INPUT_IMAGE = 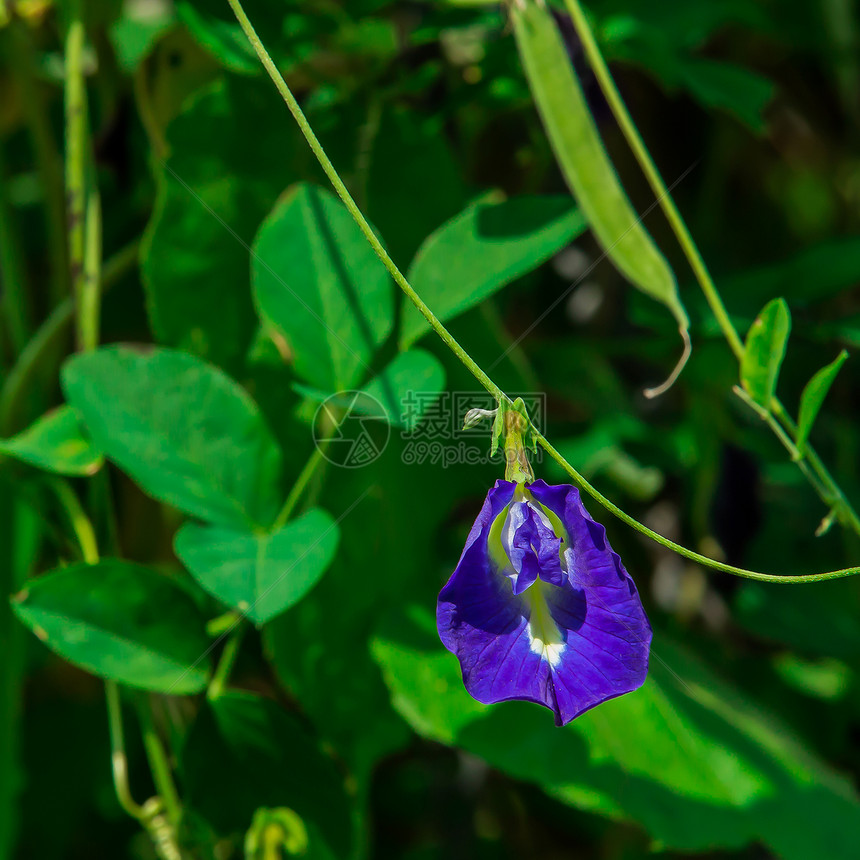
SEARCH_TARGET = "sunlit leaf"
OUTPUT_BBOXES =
[175,509,340,624]
[62,346,282,529]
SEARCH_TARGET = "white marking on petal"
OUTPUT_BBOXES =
[524,580,565,667]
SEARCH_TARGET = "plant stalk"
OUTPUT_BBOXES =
[64,0,101,352]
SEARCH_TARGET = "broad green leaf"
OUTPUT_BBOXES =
[174,509,340,624]
[252,183,394,392]
[512,2,689,343]
[363,349,446,430]
[61,346,282,529]
[367,107,466,267]
[181,691,352,856]
[372,609,860,858]
[142,78,304,371]
[740,298,791,407]
[401,196,587,347]
[0,406,102,476]
[11,561,210,693]
[796,350,848,456]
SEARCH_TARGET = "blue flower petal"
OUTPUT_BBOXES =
[437,479,651,725]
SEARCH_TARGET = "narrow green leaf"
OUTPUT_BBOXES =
[0,406,102,476]
[796,350,849,456]
[401,196,587,347]
[11,561,211,693]
[252,182,394,392]
[512,2,689,341]
[740,297,792,407]
[174,509,340,625]
[362,349,446,430]
[61,345,282,529]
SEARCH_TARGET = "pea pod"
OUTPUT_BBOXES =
[512,0,689,395]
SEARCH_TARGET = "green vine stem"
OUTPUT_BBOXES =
[136,696,184,831]
[732,386,831,501]
[272,437,333,531]
[50,355,184,860]
[561,0,860,536]
[105,681,147,820]
[50,478,99,565]
[207,624,245,701]
[64,0,100,352]
[227,0,860,585]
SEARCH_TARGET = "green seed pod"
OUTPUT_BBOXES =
[512,0,690,395]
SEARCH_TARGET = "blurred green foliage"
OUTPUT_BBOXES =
[2,1,860,859]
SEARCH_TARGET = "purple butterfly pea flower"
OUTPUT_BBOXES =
[437,479,651,725]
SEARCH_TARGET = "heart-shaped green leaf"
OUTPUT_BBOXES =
[62,345,283,529]
[174,509,340,624]
[12,561,211,693]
